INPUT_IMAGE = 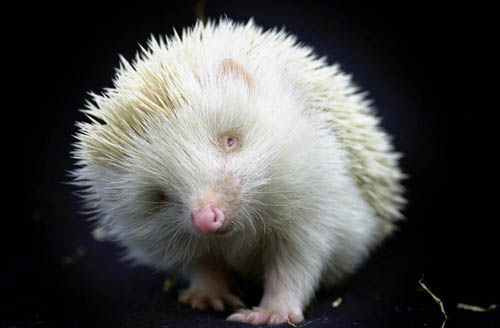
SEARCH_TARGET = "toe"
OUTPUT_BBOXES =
[268,313,286,326]
[226,312,248,322]
[247,311,268,325]
[210,298,225,312]
[289,312,304,323]
[178,289,196,304]
[191,297,210,311]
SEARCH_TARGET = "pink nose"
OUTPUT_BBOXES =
[191,203,225,235]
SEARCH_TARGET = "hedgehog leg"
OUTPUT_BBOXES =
[227,232,326,325]
[178,261,245,312]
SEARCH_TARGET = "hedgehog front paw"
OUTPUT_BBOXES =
[226,306,304,326]
[178,287,245,312]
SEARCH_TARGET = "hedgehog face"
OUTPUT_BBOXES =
[139,101,269,238]
[126,63,312,242]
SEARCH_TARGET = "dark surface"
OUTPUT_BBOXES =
[6,1,499,327]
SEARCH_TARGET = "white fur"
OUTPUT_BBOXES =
[71,18,406,321]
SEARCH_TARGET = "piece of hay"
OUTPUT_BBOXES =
[287,319,311,328]
[419,278,448,328]
[163,276,179,293]
[457,303,498,312]
[61,247,86,266]
[332,297,343,308]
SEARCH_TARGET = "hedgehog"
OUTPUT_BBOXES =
[71,18,406,326]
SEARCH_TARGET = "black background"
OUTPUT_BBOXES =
[6,1,498,327]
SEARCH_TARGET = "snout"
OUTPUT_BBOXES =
[191,202,225,235]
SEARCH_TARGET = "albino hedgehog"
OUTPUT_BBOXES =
[71,18,405,326]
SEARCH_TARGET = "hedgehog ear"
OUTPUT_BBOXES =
[219,58,254,90]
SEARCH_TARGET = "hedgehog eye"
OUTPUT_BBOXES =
[150,190,168,205]
[155,191,169,203]
[220,134,238,153]
[140,189,169,215]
